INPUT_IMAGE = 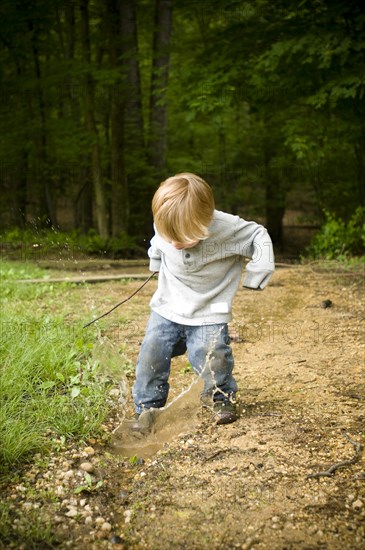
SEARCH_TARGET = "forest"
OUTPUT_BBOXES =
[0,0,364,252]
[1,2,365,548]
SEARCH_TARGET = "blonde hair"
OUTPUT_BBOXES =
[152,173,215,244]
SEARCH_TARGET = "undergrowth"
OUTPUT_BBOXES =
[306,207,365,260]
[1,226,145,259]
[0,261,125,475]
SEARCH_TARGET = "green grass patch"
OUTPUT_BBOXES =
[0,261,127,474]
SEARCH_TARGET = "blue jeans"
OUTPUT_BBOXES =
[132,311,238,414]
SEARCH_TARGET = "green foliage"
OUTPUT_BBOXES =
[306,207,365,259]
[0,261,133,473]
[74,472,104,494]
[1,227,143,259]
[1,0,365,247]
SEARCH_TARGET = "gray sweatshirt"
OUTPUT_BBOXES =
[148,209,275,326]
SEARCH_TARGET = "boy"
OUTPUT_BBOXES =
[132,172,274,429]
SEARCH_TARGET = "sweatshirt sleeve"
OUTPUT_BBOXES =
[235,219,275,290]
[148,232,162,272]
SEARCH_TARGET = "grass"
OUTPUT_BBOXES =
[300,255,365,272]
[0,261,125,475]
[0,500,62,549]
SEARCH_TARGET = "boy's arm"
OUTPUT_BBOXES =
[235,220,275,290]
[148,233,161,272]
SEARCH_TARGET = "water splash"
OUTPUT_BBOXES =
[111,325,233,458]
[111,376,204,459]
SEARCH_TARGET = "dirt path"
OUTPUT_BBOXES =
[105,264,365,549]
[2,264,364,549]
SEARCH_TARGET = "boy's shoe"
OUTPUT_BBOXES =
[130,409,156,435]
[213,400,238,425]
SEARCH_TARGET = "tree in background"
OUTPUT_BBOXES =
[168,0,364,245]
[0,0,364,251]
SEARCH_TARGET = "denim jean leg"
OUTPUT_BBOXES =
[186,323,238,402]
[132,312,183,413]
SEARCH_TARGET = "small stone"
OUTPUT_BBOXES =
[80,462,94,473]
[85,516,93,525]
[64,470,74,479]
[109,388,120,397]
[65,509,78,518]
[95,517,105,525]
[308,525,318,535]
[352,499,363,510]
[124,510,132,523]
[54,515,63,524]
[79,498,87,507]
[84,447,95,456]
[101,522,112,531]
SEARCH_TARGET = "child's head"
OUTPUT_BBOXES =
[152,173,215,246]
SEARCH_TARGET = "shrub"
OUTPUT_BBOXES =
[306,207,365,260]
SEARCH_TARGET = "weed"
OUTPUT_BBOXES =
[74,472,104,494]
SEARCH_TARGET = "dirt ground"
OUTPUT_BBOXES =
[3,263,365,549]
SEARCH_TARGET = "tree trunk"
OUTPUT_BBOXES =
[265,180,285,246]
[107,0,129,237]
[80,0,109,239]
[148,0,173,170]
[263,146,286,247]
[355,138,365,207]
[119,0,150,237]
[120,0,144,152]
[28,20,58,227]
[65,1,76,61]
[75,168,93,233]
[110,93,128,237]
[14,151,28,228]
